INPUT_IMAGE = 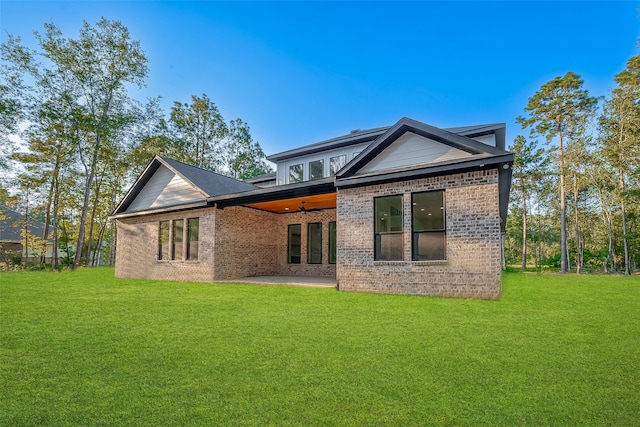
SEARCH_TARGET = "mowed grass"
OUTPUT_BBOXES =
[1,269,639,426]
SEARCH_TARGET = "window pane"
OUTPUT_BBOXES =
[187,218,199,261]
[309,160,324,180]
[413,231,446,260]
[329,155,347,176]
[375,233,403,261]
[307,223,322,263]
[159,221,170,260]
[288,224,301,263]
[412,191,446,261]
[329,221,336,264]
[374,195,403,260]
[289,164,303,183]
[173,219,183,260]
[375,195,403,233]
[412,191,445,231]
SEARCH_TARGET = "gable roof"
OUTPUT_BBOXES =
[112,156,258,216]
[336,117,508,179]
[267,121,506,163]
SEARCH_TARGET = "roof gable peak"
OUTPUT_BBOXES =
[336,117,506,178]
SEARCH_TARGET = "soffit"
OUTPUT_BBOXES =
[245,193,336,214]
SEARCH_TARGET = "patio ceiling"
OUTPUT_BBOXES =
[245,192,336,214]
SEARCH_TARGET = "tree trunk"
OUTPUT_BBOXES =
[109,187,117,266]
[41,181,54,265]
[521,192,527,270]
[86,176,102,266]
[73,137,100,270]
[619,163,631,275]
[52,179,59,271]
[573,175,581,274]
[559,132,568,272]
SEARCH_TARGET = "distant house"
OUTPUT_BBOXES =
[0,207,59,264]
[111,117,513,299]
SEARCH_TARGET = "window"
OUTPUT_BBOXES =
[309,159,324,180]
[307,222,322,264]
[159,221,170,260]
[158,218,199,261]
[330,155,346,176]
[186,218,199,261]
[172,219,184,260]
[329,221,336,264]
[289,164,303,183]
[288,224,301,263]
[374,195,403,260]
[412,191,446,260]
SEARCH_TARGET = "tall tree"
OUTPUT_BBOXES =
[225,118,272,179]
[600,55,640,275]
[517,72,597,273]
[509,135,546,270]
[170,94,226,170]
[0,35,27,171]
[30,18,149,269]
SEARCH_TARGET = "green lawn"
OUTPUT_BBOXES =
[1,269,639,426]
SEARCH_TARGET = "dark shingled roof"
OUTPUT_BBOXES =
[0,207,53,242]
[159,157,258,197]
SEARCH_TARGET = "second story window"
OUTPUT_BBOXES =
[289,164,303,183]
[309,159,324,180]
[330,155,347,176]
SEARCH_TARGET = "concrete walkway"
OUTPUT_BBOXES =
[220,276,336,288]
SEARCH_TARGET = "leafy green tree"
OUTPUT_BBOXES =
[225,118,272,179]
[170,94,226,170]
[518,72,598,272]
[33,18,148,269]
[509,135,547,270]
[600,55,639,275]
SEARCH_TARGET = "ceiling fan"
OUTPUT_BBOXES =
[299,201,322,214]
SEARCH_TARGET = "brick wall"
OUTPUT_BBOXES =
[115,205,337,283]
[114,207,217,282]
[275,209,336,277]
[336,169,502,299]
[213,206,279,279]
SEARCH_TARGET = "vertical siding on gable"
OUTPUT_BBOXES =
[359,132,473,174]
[126,166,205,212]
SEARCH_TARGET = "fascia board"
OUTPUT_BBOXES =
[108,201,209,220]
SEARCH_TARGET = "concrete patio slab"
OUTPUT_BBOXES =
[220,276,336,288]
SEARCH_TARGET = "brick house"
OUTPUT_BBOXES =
[112,117,513,299]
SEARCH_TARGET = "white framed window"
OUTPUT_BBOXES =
[309,159,324,180]
[330,155,347,176]
[289,164,303,183]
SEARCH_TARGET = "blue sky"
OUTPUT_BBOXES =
[1,1,638,156]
